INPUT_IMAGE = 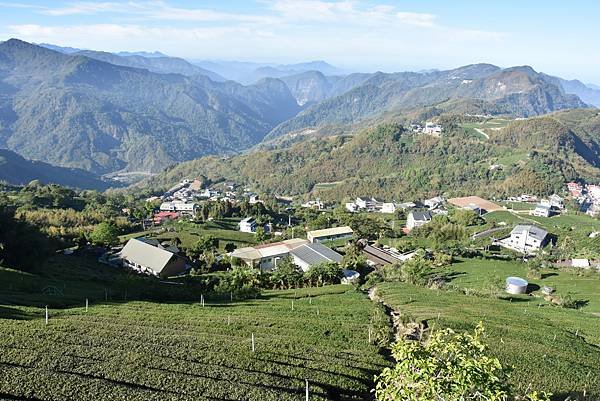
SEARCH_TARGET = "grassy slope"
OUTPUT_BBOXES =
[0,258,388,401]
[377,282,600,400]
[119,218,257,252]
[448,257,600,312]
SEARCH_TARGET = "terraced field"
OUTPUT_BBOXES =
[376,282,600,400]
[0,285,389,401]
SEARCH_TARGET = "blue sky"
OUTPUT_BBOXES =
[1,0,599,83]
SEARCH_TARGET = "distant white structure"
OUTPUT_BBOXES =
[159,201,198,214]
[424,122,442,135]
[406,211,432,230]
[239,217,258,233]
[379,202,398,214]
[301,200,324,210]
[345,202,359,212]
[531,204,552,217]
[424,196,444,210]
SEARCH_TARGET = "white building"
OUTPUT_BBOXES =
[424,122,442,135]
[531,204,552,217]
[500,224,549,253]
[159,201,198,214]
[406,211,432,230]
[424,196,444,210]
[306,226,354,243]
[380,202,398,214]
[301,200,324,210]
[239,217,258,233]
[345,202,359,212]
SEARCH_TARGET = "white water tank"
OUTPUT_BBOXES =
[505,277,528,294]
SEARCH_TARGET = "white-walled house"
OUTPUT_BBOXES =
[500,224,549,253]
[531,204,552,217]
[380,202,397,214]
[239,217,258,233]
[406,211,433,230]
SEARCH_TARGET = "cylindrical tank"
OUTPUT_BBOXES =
[505,277,528,294]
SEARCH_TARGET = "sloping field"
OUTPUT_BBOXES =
[0,285,389,401]
[377,282,600,400]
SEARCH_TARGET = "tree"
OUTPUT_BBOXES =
[224,242,237,253]
[255,226,269,242]
[375,323,551,401]
[269,257,303,289]
[304,262,343,287]
[88,222,119,247]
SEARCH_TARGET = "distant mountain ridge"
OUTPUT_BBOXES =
[0,149,112,190]
[266,64,589,139]
[0,39,300,175]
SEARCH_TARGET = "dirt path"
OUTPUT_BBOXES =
[474,128,489,139]
[368,286,424,342]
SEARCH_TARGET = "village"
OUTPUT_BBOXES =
[100,177,600,295]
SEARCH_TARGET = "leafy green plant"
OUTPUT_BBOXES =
[375,323,551,401]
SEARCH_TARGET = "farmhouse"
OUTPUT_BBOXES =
[153,211,179,224]
[289,242,343,271]
[231,239,307,270]
[424,122,442,135]
[119,238,187,278]
[239,217,258,233]
[406,211,432,230]
[500,224,549,253]
[306,226,354,243]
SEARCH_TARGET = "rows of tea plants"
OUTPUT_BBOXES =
[376,282,600,401]
[0,285,390,401]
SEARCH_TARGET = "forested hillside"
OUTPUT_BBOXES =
[0,149,113,190]
[0,39,300,174]
[149,109,600,200]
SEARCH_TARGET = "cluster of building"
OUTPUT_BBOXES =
[530,194,564,217]
[567,182,600,216]
[410,122,443,136]
[345,196,446,215]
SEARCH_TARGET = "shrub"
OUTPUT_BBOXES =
[375,323,551,401]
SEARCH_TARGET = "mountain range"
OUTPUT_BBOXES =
[1,38,600,191]
[0,39,299,175]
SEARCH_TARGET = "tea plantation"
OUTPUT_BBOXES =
[376,282,600,400]
[0,275,389,400]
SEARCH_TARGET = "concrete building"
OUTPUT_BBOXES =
[500,224,549,253]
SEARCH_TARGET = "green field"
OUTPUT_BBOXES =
[376,282,600,400]
[484,210,600,234]
[448,257,600,312]
[0,261,389,401]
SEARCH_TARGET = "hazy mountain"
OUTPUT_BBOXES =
[0,39,300,174]
[588,83,600,90]
[74,50,225,81]
[38,43,82,54]
[192,59,345,84]
[116,50,168,58]
[267,64,588,139]
[0,149,113,190]
[540,73,600,107]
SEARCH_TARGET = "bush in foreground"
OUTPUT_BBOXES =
[375,323,551,401]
